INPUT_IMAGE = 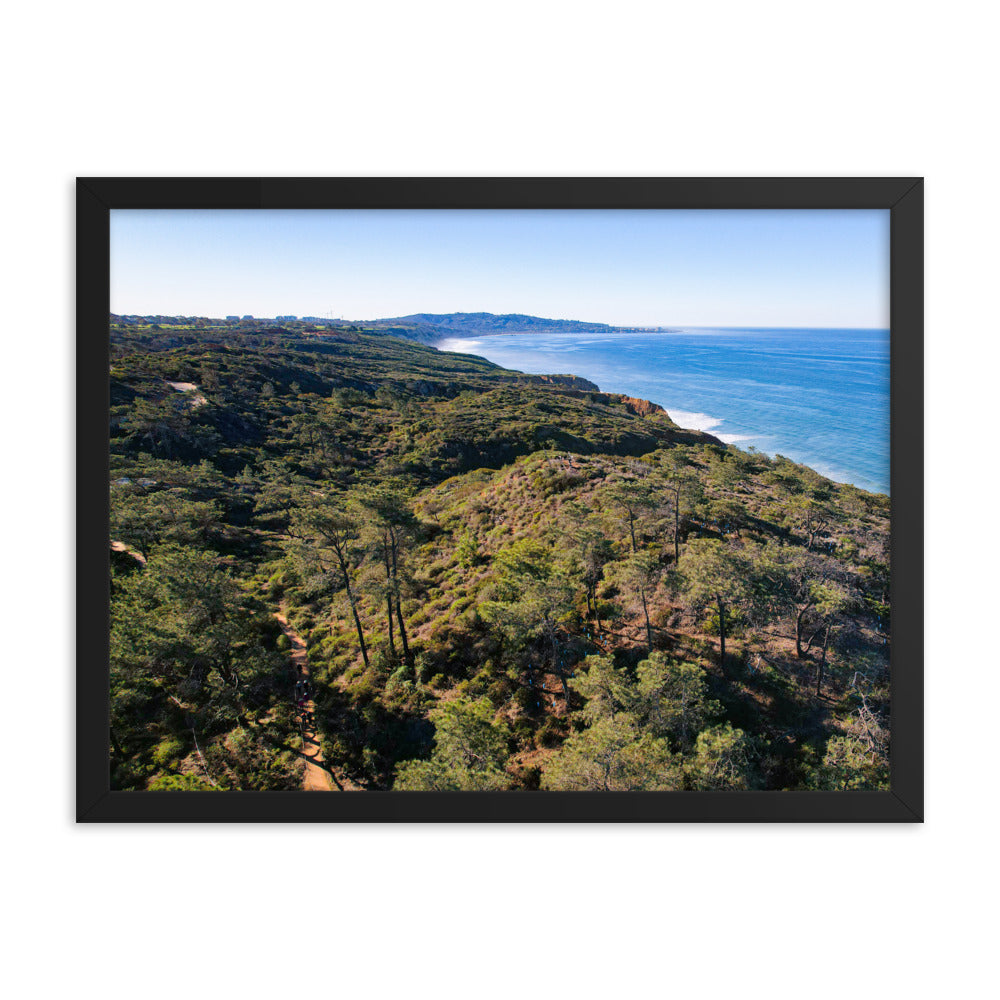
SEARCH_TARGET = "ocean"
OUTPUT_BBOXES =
[437,328,890,496]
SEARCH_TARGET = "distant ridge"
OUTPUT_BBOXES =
[377,312,619,336]
[109,311,670,343]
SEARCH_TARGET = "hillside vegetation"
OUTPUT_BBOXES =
[376,311,622,337]
[109,317,890,792]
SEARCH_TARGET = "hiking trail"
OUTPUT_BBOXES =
[274,611,356,792]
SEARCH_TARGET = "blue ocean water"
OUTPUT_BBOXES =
[437,328,890,496]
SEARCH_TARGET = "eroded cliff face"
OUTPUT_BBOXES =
[615,395,670,419]
[607,394,725,446]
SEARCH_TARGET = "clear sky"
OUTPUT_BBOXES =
[110,208,889,328]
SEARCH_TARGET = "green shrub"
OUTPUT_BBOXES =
[487,677,514,708]
[456,530,480,568]
[147,772,218,791]
[151,736,186,768]
[349,674,378,705]
[307,625,331,647]
[512,717,534,744]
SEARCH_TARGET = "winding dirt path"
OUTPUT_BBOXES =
[274,612,343,791]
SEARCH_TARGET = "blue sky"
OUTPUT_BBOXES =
[110,208,889,328]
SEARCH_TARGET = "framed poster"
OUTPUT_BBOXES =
[78,177,922,822]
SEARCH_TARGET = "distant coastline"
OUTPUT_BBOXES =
[107,312,889,496]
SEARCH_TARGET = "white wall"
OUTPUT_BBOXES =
[4,2,994,997]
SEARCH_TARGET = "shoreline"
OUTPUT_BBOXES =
[433,331,889,498]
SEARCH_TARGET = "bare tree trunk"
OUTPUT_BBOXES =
[804,625,825,654]
[382,543,397,657]
[796,606,808,658]
[640,588,653,650]
[394,597,410,664]
[390,530,412,664]
[386,594,396,654]
[347,588,370,668]
[333,546,369,668]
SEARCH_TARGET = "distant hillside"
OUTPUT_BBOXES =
[108,312,656,344]
[377,312,618,338]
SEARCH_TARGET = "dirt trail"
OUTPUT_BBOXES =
[167,380,208,407]
[111,540,146,565]
[274,612,357,791]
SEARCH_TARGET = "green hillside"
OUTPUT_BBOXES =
[376,311,621,336]
[109,318,890,792]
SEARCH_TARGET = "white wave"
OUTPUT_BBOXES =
[438,337,484,353]
[715,432,757,444]
[665,408,723,433]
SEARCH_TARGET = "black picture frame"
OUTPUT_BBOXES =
[78,177,923,822]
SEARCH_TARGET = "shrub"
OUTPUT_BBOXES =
[387,662,414,688]
[487,677,514,708]
[535,717,564,748]
[151,736,186,768]
[456,530,480,568]
[519,765,541,790]
[147,772,218,791]
[265,564,300,598]
[307,625,331,647]
[292,612,315,633]
[512,717,534,744]
[412,653,433,684]
[370,648,398,677]
[349,674,378,705]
